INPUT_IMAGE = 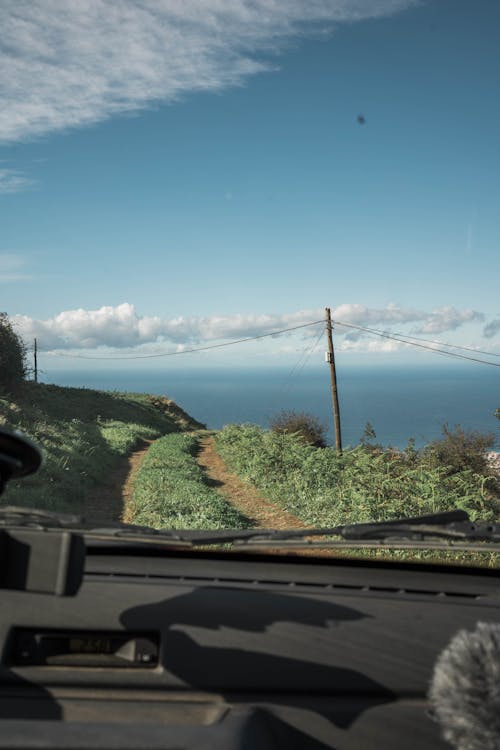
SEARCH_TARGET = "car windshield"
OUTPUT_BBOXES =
[0,0,498,566]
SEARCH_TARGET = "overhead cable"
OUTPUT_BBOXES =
[334,320,500,368]
[39,315,499,367]
[362,328,500,358]
[48,320,325,360]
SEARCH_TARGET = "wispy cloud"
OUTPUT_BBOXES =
[0,0,415,144]
[12,301,487,352]
[333,302,426,327]
[412,306,484,335]
[0,253,33,282]
[0,168,36,193]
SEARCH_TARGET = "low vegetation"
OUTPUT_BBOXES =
[215,423,499,528]
[270,410,327,448]
[424,423,496,476]
[0,381,203,513]
[129,433,250,529]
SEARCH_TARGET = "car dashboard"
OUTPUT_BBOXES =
[1,544,500,749]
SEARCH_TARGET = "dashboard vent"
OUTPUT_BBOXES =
[88,571,481,600]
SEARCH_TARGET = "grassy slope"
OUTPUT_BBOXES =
[2,380,497,555]
[215,424,499,526]
[0,381,203,513]
[215,424,500,565]
[129,433,250,529]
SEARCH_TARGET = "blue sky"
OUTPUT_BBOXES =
[1,0,499,369]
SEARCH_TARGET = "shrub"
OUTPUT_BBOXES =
[359,421,383,453]
[270,410,327,448]
[0,313,27,393]
[424,423,496,477]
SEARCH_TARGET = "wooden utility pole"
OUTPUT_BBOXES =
[33,338,38,383]
[325,308,342,452]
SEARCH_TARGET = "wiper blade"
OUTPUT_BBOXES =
[0,506,84,528]
[331,509,500,543]
[0,507,274,547]
[207,510,500,548]
[3,507,499,551]
[0,507,266,546]
[0,506,191,546]
[0,505,187,536]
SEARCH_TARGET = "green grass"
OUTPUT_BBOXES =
[215,424,499,525]
[129,433,250,529]
[215,424,500,565]
[2,380,497,566]
[0,381,203,513]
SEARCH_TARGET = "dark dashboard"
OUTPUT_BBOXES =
[1,546,499,748]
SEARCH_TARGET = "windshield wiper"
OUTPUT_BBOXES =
[0,506,274,547]
[0,507,282,546]
[2,507,499,551]
[0,506,194,547]
[223,509,500,550]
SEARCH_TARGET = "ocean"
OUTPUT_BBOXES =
[42,364,499,449]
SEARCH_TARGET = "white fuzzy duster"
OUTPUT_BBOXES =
[429,622,500,750]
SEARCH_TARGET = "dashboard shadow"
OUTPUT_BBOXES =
[121,587,395,729]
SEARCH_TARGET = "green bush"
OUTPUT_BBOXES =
[0,313,27,393]
[424,423,496,477]
[270,410,327,448]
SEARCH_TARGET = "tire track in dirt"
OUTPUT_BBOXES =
[196,434,308,530]
[83,439,153,524]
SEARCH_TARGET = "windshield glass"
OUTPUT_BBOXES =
[0,0,498,565]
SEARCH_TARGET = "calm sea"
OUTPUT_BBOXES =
[43,364,499,449]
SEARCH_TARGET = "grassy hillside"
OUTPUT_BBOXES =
[0,381,203,513]
[215,424,500,527]
[214,424,500,564]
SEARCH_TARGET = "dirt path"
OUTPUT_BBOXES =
[84,440,153,524]
[196,434,308,530]
[83,432,307,531]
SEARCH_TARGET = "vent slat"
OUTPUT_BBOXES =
[88,572,481,600]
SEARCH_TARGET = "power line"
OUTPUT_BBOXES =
[334,320,500,367]
[261,324,324,420]
[294,325,325,380]
[280,325,325,397]
[364,328,500,358]
[47,319,325,360]
[38,314,499,367]
[335,319,500,366]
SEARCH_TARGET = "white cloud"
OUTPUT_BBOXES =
[332,302,426,327]
[0,0,415,144]
[11,301,487,353]
[413,306,484,335]
[12,303,323,350]
[0,168,36,193]
[324,303,484,339]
